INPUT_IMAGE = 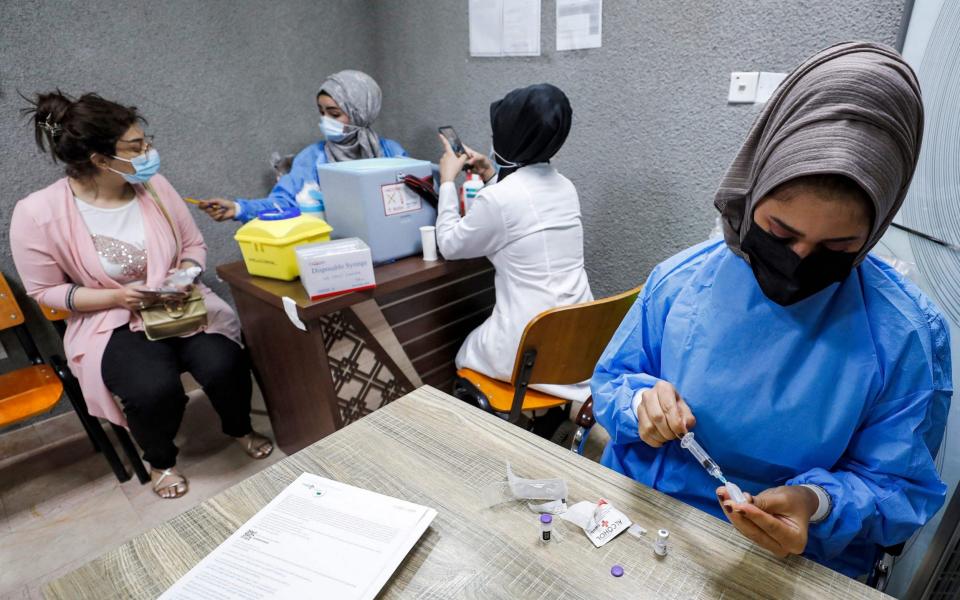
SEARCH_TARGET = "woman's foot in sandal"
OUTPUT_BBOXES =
[151,467,188,499]
[237,431,274,459]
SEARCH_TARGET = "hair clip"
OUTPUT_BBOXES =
[39,114,62,137]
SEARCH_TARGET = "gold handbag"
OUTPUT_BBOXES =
[140,288,207,341]
[139,183,208,341]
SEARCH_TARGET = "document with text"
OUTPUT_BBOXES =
[161,473,437,600]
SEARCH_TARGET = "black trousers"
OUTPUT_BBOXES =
[101,327,253,469]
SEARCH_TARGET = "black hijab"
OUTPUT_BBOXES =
[490,83,572,181]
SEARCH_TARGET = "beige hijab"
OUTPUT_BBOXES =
[714,41,924,266]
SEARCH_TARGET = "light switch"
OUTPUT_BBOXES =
[755,72,788,104]
[728,71,759,104]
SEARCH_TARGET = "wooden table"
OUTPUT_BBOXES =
[217,257,495,454]
[46,386,888,600]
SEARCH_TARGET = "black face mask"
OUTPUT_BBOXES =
[740,222,858,306]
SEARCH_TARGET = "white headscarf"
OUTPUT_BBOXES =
[319,70,385,162]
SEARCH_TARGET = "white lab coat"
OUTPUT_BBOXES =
[436,164,593,401]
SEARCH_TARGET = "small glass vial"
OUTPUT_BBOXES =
[540,514,553,542]
[654,529,669,556]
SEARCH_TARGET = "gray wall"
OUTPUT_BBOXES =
[371,0,906,297]
[0,0,908,345]
[0,4,907,403]
[0,0,375,366]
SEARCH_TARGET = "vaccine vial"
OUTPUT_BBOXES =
[540,514,553,542]
[654,529,669,556]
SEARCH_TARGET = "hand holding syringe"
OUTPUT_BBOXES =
[681,432,747,504]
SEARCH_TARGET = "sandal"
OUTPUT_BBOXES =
[151,467,188,499]
[237,431,274,459]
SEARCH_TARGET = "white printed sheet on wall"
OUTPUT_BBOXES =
[469,0,541,57]
[556,0,602,51]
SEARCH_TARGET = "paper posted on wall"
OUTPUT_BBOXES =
[469,0,541,57]
[556,0,602,51]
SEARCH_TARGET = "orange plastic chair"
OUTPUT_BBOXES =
[0,276,63,425]
[37,303,70,322]
[454,285,642,449]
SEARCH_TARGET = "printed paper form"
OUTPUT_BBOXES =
[556,0,602,51]
[160,473,437,600]
[469,0,541,57]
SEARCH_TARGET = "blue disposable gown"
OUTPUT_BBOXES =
[234,138,407,222]
[592,239,952,577]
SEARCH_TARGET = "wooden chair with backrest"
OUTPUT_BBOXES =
[454,285,642,451]
[38,301,150,483]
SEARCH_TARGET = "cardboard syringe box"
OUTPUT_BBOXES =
[295,238,376,300]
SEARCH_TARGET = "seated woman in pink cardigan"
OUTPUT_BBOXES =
[10,91,273,499]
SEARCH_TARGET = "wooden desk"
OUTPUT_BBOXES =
[46,387,887,600]
[217,257,495,454]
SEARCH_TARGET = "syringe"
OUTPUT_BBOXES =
[680,432,747,504]
[680,432,725,481]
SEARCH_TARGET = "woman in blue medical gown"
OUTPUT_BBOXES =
[199,70,406,222]
[592,42,951,577]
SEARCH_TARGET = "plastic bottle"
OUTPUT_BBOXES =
[296,182,326,221]
[460,173,483,216]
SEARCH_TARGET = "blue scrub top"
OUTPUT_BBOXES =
[592,239,952,577]
[234,137,407,222]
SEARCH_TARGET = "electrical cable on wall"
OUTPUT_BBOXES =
[890,222,960,252]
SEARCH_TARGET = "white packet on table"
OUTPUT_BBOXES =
[559,499,632,548]
[481,462,568,509]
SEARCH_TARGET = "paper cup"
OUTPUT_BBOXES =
[420,226,438,261]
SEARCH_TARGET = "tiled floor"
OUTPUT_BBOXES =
[0,384,285,599]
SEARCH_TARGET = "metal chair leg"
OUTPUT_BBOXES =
[508,350,536,425]
[78,410,130,483]
[111,424,150,484]
[52,358,131,483]
[573,425,592,455]
[51,358,100,453]
[573,397,596,456]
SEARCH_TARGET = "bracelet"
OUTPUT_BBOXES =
[800,484,833,524]
[65,284,79,312]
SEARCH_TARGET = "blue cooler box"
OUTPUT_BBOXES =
[317,157,437,264]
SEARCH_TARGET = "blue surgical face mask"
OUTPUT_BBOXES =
[319,116,347,142]
[109,148,160,184]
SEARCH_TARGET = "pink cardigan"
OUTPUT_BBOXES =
[10,175,241,426]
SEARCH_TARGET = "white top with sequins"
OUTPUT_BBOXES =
[74,197,148,284]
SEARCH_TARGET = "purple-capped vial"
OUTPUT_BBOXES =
[540,514,553,542]
[610,565,624,577]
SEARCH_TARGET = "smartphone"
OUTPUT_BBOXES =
[438,126,466,156]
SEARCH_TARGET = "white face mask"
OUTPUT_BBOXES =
[319,116,347,142]
[489,145,519,169]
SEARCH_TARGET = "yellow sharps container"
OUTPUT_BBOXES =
[234,206,333,280]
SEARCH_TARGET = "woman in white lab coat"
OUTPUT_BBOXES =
[436,83,593,402]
